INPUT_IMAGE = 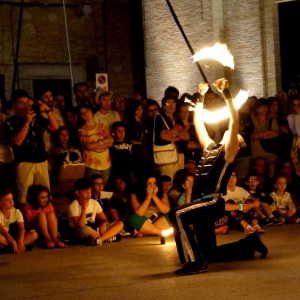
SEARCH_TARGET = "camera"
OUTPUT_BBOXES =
[148,213,158,223]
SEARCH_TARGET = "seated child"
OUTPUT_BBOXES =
[68,178,124,245]
[110,121,135,187]
[244,173,284,226]
[223,172,263,234]
[52,126,82,166]
[90,174,112,216]
[23,185,66,249]
[269,175,300,223]
[0,189,37,253]
[160,175,174,209]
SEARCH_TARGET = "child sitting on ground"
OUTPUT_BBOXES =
[244,173,284,226]
[269,175,300,223]
[160,175,174,209]
[0,189,37,253]
[91,174,131,237]
[23,185,66,249]
[68,178,124,245]
[223,172,263,234]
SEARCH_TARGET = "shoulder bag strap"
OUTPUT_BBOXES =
[153,114,171,144]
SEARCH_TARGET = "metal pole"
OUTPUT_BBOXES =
[62,0,74,95]
[165,0,209,83]
[11,0,24,94]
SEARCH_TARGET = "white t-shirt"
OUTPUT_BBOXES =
[93,110,120,133]
[222,186,250,204]
[269,191,296,214]
[68,199,102,228]
[0,208,24,231]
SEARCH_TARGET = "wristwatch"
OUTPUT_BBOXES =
[45,107,53,114]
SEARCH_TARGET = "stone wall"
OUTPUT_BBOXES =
[143,0,281,101]
[0,0,135,100]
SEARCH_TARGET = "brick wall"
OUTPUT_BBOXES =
[0,0,134,99]
[143,0,281,101]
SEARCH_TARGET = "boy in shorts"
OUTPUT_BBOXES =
[68,178,123,245]
[0,189,38,253]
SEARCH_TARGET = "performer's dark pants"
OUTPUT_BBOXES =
[169,197,256,264]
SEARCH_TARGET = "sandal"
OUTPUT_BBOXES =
[244,225,255,235]
[253,224,265,234]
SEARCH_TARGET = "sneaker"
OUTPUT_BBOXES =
[269,217,285,226]
[252,225,265,234]
[106,233,122,243]
[132,229,145,238]
[247,232,268,259]
[175,261,208,276]
[89,237,102,246]
[261,218,272,226]
[120,229,131,237]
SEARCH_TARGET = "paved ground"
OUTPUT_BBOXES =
[1,224,300,300]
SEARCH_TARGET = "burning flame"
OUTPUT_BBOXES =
[192,43,235,69]
[185,89,249,123]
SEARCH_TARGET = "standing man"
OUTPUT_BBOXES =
[38,88,65,153]
[170,79,268,276]
[73,82,94,106]
[93,91,120,133]
[4,89,59,203]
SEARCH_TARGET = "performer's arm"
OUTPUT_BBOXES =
[193,83,214,150]
[213,78,239,163]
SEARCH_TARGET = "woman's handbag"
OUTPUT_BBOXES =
[153,114,178,165]
[259,117,282,155]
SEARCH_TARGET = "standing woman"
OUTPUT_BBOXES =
[153,96,189,180]
[176,102,202,163]
[251,98,279,177]
[127,173,172,241]
[267,96,292,160]
[112,94,127,122]
[125,99,152,179]
[78,105,113,186]
[287,94,300,176]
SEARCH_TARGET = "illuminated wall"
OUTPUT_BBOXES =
[143,0,281,101]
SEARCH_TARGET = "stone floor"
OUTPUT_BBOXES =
[1,224,300,300]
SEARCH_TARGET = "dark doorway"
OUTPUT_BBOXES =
[128,0,146,99]
[32,79,73,107]
[278,1,300,93]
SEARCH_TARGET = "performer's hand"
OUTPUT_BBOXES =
[197,83,209,96]
[212,78,229,93]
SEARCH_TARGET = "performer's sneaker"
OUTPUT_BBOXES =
[175,261,208,276]
[250,232,268,259]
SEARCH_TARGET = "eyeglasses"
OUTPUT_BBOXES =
[94,182,105,186]
[165,102,176,106]
[247,179,257,182]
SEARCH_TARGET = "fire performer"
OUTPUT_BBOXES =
[169,78,268,276]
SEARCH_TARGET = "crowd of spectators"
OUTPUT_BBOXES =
[1,82,300,253]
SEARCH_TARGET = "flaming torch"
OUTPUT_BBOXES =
[186,43,249,123]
